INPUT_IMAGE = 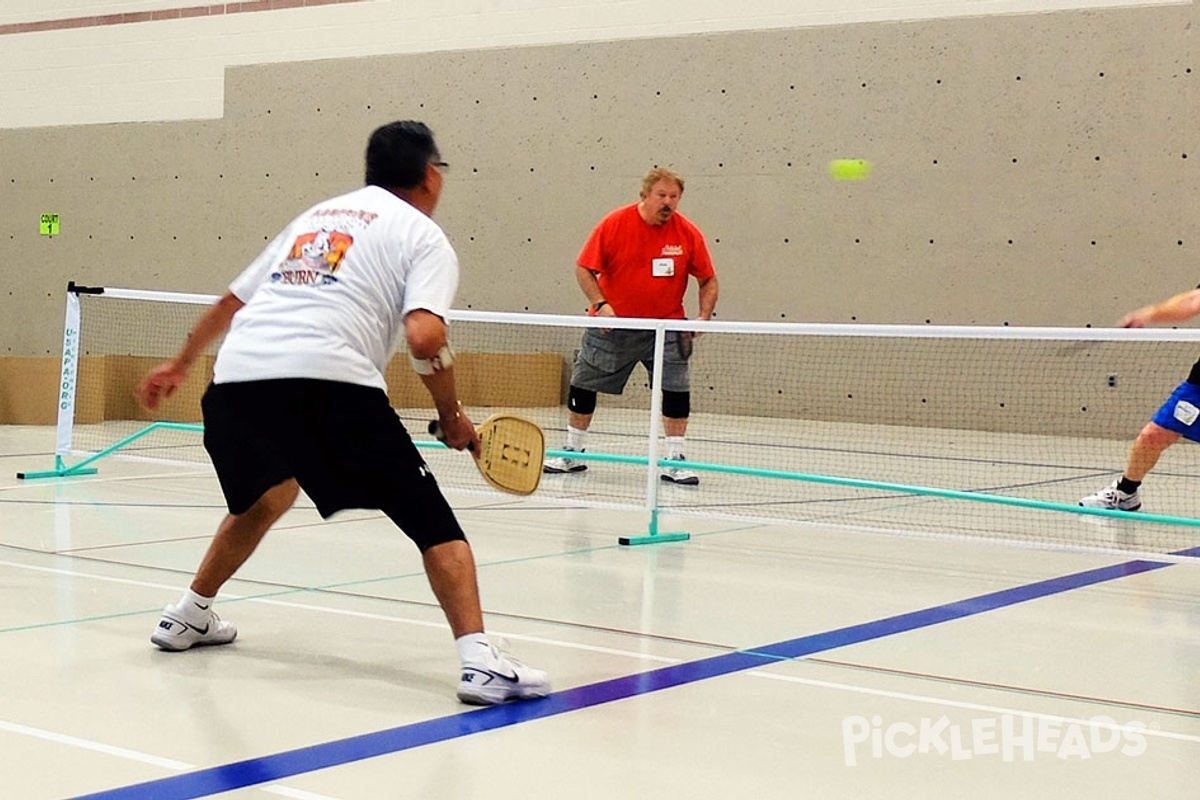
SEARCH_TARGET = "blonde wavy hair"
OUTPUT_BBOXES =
[640,167,685,197]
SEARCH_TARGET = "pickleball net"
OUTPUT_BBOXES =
[23,283,1200,555]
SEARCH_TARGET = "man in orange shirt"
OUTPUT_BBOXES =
[543,168,719,484]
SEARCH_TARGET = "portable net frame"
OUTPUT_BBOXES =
[21,283,1200,555]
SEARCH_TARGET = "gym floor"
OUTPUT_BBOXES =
[1,423,1196,799]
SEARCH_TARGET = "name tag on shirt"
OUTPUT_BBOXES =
[652,258,675,277]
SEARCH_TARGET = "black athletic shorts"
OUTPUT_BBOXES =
[201,379,465,550]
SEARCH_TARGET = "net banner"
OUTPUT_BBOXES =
[55,290,81,457]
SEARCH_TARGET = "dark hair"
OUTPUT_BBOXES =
[364,120,440,189]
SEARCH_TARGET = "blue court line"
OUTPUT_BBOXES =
[73,555,1183,800]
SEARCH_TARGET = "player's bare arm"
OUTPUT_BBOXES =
[575,265,613,317]
[135,291,245,410]
[405,308,478,452]
[1119,287,1200,328]
[696,274,719,321]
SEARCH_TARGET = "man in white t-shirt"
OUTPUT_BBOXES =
[135,121,548,705]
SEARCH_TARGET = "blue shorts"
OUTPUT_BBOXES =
[1150,381,1200,442]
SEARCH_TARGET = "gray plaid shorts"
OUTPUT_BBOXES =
[569,328,690,394]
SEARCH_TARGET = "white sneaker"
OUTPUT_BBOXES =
[543,447,587,474]
[150,602,238,651]
[660,454,699,486]
[457,645,550,705]
[1079,481,1141,511]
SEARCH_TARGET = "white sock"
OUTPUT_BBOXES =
[178,588,216,621]
[456,632,493,665]
[666,436,685,459]
[566,425,588,452]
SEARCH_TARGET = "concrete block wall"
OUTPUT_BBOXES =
[1,0,1196,434]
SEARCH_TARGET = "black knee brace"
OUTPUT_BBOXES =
[661,390,690,419]
[568,385,598,415]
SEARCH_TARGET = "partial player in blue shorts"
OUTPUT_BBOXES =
[1079,285,1200,512]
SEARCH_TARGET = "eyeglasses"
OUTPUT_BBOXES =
[430,161,450,173]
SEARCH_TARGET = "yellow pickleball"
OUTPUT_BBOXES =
[828,159,872,181]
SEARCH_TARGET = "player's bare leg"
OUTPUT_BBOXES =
[422,540,485,637]
[1080,422,1178,511]
[151,479,299,651]
[1125,422,1179,482]
[192,478,300,596]
[427,539,550,704]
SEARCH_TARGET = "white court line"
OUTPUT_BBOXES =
[0,560,194,593]
[1,558,678,799]
[251,595,682,663]
[670,504,1200,566]
[0,720,193,769]
[0,560,682,663]
[10,463,1192,565]
[0,722,344,800]
[261,787,344,800]
[749,672,1200,743]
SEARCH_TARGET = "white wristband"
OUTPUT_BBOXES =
[410,343,455,375]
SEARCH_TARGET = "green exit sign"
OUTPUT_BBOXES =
[40,214,60,236]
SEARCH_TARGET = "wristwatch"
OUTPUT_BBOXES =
[590,300,609,314]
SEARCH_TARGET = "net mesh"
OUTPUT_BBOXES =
[50,288,1200,555]
[71,292,216,466]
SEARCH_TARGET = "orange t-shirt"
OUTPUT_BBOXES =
[577,203,715,319]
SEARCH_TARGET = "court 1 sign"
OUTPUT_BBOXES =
[40,214,60,236]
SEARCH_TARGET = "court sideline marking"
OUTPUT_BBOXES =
[68,554,1191,800]
[0,560,681,665]
[0,721,342,800]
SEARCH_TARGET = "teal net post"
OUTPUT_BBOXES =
[622,323,689,546]
[18,422,205,480]
[18,283,101,480]
[618,505,690,546]
[17,455,97,480]
[486,447,1200,540]
[18,283,221,481]
[651,457,1200,530]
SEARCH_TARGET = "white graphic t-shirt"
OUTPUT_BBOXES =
[213,185,458,391]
